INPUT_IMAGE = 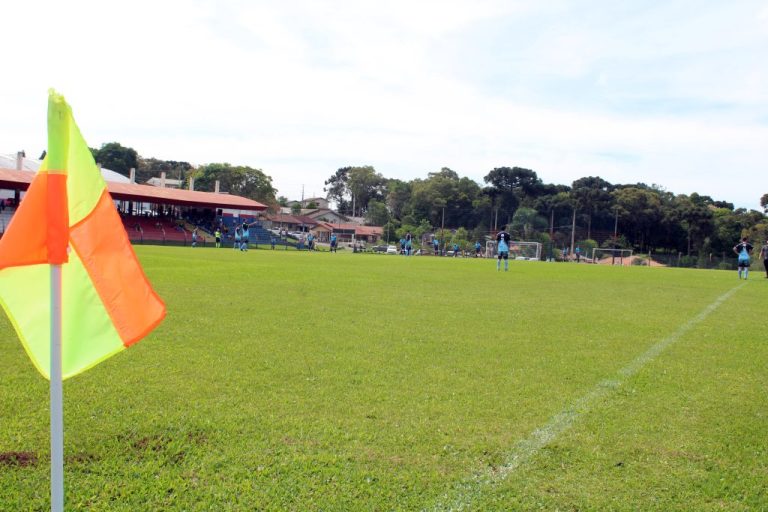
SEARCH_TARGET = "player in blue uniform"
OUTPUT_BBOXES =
[330,233,337,253]
[233,225,241,250]
[240,223,250,251]
[733,237,753,279]
[496,229,511,271]
[474,241,482,258]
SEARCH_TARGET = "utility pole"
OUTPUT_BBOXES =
[570,208,576,259]
[441,206,445,252]
[613,207,619,247]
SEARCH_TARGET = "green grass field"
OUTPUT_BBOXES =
[1,246,766,511]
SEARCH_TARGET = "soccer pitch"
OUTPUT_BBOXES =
[1,246,766,511]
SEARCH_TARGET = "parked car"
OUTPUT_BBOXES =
[386,245,398,255]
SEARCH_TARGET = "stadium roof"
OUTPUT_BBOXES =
[0,168,267,211]
[0,153,130,183]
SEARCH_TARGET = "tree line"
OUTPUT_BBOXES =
[88,141,767,257]
[323,165,768,258]
[89,142,276,207]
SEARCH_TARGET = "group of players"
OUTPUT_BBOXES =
[199,223,766,278]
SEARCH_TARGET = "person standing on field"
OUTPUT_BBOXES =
[233,225,241,250]
[214,228,222,248]
[241,222,250,251]
[733,237,753,279]
[759,239,768,278]
[496,228,511,271]
[330,233,337,253]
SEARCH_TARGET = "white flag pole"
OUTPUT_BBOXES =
[50,263,64,512]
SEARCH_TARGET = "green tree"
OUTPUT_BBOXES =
[483,166,543,224]
[192,163,276,204]
[510,207,548,240]
[324,167,350,214]
[91,142,138,178]
[324,166,386,216]
[570,176,613,240]
[386,179,412,220]
[673,193,714,255]
[139,157,192,185]
[613,186,663,251]
[365,200,389,226]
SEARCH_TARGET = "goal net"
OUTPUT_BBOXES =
[485,240,542,260]
[592,248,633,265]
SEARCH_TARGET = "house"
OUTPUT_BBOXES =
[303,208,349,224]
[300,197,329,209]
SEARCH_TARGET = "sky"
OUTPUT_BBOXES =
[1,0,767,210]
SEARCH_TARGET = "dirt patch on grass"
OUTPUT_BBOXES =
[0,451,38,467]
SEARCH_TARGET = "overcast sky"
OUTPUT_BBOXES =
[2,0,766,209]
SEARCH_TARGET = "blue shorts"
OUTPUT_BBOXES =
[498,250,509,260]
[738,257,750,268]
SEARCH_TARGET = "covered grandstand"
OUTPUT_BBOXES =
[0,163,269,247]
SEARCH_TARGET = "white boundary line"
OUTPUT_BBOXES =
[430,283,743,512]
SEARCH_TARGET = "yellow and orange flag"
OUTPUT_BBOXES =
[0,90,165,379]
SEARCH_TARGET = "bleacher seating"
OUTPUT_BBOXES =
[121,216,194,245]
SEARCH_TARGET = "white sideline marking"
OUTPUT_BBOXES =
[430,283,743,512]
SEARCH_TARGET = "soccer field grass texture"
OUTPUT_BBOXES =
[0,247,765,511]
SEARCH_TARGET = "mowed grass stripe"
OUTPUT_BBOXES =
[431,282,744,512]
[0,246,764,510]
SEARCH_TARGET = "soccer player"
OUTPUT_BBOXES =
[760,239,768,278]
[330,233,337,253]
[233,225,241,250]
[474,241,482,258]
[405,231,413,256]
[191,227,198,248]
[240,222,250,251]
[307,232,315,251]
[496,229,511,271]
[214,228,222,248]
[733,237,753,279]
[433,237,439,256]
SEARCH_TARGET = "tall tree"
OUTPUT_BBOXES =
[483,167,543,224]
[324,167,350,212]
[192,163,276,204]
[570,176,613,239]
[91,142,138,178]
[612,186,663,251]
[347,166,387,216]
[138,157,193,185]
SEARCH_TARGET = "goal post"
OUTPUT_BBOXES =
[485,240,542,260]
[592,248,633,265]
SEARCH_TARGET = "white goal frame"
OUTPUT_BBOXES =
[485,240,542,260]
[592,248,634,265]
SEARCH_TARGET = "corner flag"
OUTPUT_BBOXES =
[0,90,166,379]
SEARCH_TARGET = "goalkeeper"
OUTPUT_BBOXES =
[496,228,511,271]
